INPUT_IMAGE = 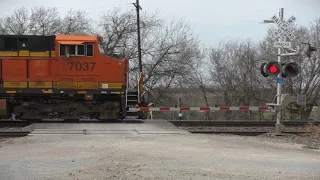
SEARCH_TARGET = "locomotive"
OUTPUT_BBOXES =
[0,34,139,121]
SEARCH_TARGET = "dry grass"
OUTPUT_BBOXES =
[304,124,320,140]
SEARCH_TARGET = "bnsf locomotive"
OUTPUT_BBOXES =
[0,34,134,121]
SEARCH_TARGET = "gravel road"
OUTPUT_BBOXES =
[0,131,319,180]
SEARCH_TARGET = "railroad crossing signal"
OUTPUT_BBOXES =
[261,61,299,78]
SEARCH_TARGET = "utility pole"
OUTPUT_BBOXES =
[275,8,284,134]
[133,0,143,73]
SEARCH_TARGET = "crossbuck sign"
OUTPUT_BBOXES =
[270,15,296,48]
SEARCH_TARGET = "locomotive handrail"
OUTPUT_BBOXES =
[126,72,129,107]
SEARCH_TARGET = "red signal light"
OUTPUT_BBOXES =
[261,61,281,77]
[269,65,278,73]
[282,62,299,78]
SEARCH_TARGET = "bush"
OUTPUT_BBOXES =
[304,125,320,139]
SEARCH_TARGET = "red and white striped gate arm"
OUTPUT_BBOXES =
[128,106,271,112]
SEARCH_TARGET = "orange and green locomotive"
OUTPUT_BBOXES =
[0,34,133,121]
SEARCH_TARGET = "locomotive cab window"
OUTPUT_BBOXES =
[86,44,93,57]
[69,45,76,55]
[77,45,85,56]
[60,44,66,56]
[59,44,87,56]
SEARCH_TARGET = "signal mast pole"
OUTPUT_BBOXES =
[276,8,284,134]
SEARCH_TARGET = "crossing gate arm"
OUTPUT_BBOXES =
[128,106,272,112]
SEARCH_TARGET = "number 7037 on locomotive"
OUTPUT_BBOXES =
[0,34,138,121]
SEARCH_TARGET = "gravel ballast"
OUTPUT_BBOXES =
[181,126,320,149]
[258,133,320,149]
[0,125,33,132]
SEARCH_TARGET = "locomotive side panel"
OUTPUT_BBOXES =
[2,60,27,81]
[29,59,52,88]
[2,59,27,88]
[0,35,55,88]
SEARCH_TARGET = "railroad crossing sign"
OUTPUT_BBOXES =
[274,41,292,49]
[270,15,296,41]
[270,14,296,49]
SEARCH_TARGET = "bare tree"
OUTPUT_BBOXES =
[0,6,91,36]
[0,7,30,35]
[209,39,264,120]
[181,47,212,119]
[98,9,201,106]
[59,9,92,35]
[98,8,161,58]
[28,6,61,35]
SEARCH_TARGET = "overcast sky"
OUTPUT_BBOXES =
[1,0,320,47]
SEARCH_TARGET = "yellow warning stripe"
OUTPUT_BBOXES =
[77,91,87,94]
[0,52,18,56]
[3,82,27,88]
[2,82,124,89]
[29,82,53,88]
[0,51,55,57]
[100,83,123,89]
[42,90,53,93]
[6,90,16,93]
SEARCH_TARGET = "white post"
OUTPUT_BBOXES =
[276,8,284,135]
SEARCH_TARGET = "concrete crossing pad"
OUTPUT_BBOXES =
[30,119,189,135]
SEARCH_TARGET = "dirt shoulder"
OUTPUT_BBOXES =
[0,132,319,180]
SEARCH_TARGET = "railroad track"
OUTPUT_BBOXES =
[0,131,31,137]
[188,131,310,136]
[0,120,32,138]
[0,120,318,137]
[169,120,319,135]
[169,120,320,127]
[0,119,143,124]
[0,120,31,128]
